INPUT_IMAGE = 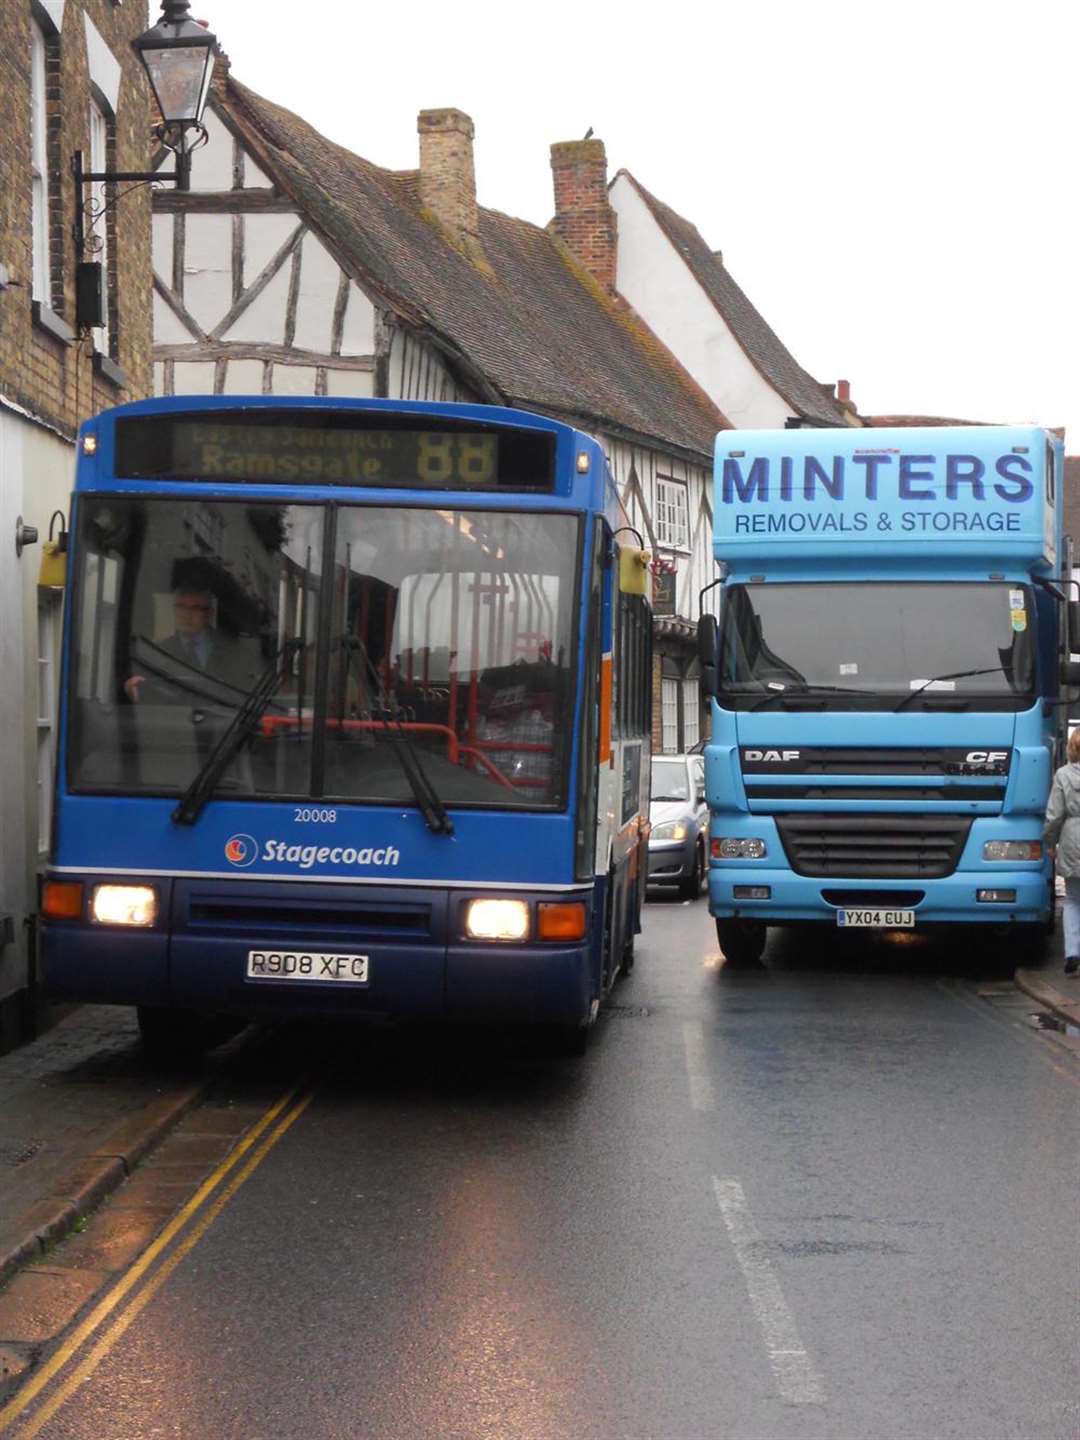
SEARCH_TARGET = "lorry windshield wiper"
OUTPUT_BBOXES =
[893,667,1010,712]
[172,638,303,826]
[341,637,453,837]
[749,683,877,711]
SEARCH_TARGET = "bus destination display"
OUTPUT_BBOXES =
[115,415,555,490]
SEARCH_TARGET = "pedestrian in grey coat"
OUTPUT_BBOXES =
[1042,728,1080,976]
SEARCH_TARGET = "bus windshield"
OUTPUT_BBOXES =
[69,497,579,809]
[719,581,1037,710]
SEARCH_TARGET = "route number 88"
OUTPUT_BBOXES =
[417,434,495,485]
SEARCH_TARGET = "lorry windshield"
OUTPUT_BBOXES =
[69,497,579,808]
[719,581,1036,710]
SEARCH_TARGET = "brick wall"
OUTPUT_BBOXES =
[0,0,154,438]
[549,138,617,295]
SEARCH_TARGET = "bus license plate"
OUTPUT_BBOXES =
[246,950,369,984]
[836,909,915,928]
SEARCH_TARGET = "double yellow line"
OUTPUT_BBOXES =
[0,1085,314,1438]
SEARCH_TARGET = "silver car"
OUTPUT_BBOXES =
[647,754,708,899]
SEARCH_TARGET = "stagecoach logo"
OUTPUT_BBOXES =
[224,834,402,871]
[224,834,259,868]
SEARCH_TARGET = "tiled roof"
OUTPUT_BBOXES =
[614,171,851,428]
[860,414,992,427]
[218,77,726,462]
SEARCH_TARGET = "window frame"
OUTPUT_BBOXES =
[655,476,690,553]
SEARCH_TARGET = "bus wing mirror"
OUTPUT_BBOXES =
[698,615,718,700]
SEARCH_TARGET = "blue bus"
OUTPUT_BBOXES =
[42,397,653,1054]
[698,425,1071,962]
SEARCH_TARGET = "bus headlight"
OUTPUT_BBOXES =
[712,838,767,860]
[90,884,158,927]
[651,820,688,843]
[464,898,530,941]
[982,841,1042,862]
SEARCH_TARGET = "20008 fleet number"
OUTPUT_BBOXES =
[294,808,337,823]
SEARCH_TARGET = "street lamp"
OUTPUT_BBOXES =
[73,0,218,319]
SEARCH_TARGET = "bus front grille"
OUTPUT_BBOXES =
[775,814,971,879]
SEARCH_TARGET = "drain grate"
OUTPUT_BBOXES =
[0,1140,44,1168]
[603,1004,651,1018]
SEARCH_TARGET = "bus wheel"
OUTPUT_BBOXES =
[136,1005,233,1061]
[679,844,706,900]
[548,1022,591,1058]
[715,918,766,967]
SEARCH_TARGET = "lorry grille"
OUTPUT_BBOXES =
[775,814,971,879]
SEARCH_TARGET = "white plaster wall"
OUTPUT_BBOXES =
[292,234,343,354]
[189,108,237,192]
[153,290,191,345]
[271,365,318,396]
[223,264,290,345]
[223,360,265,394]
[244,214,302,289]
[326,370,375,399]
[183,213,233,333]
[339,283,376,356]
[610,176,792,431]
[151,213,173,284]
[172,362,217,394]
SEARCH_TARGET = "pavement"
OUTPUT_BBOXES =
[0,1006,226,1292]
[0,936,1076,1308]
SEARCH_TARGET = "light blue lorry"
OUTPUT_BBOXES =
[697,425,1071,962]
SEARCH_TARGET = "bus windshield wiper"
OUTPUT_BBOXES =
[341,637,453,837]
[171,638,302,826]
[893,667,1009,712]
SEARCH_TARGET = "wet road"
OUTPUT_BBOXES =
[6,898,1079,1439]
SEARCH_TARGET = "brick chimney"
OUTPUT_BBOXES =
[418,108,478,243]
[550,138,617,294]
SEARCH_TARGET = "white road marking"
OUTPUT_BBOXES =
[682,1021,716,1111]
[712,1177,827,1406]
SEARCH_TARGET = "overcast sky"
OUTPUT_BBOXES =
[201,0,1076,447]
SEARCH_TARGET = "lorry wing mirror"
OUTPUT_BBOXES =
[1062,660,1080,689]
[1069,601,1080,652]
[698,615,719,700]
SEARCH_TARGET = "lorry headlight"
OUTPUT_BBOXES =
[712,838,767,860]
[90,884,158,927]
[464,898,530,941]
[982,841,1042,862]
[651,820,688,842]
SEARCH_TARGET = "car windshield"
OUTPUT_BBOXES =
[651,759,689,801]
[69,497,579,809]
[718,581,1037,710]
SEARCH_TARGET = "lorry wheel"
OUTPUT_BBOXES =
[1013,923,1048,965]
[678,844,706,900]
[716,918,767,966]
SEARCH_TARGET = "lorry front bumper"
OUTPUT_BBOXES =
[708,868,1050,925]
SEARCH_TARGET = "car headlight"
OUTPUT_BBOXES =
[651,820,688,842]
[464,898,530,941]
[90,884,158,927]
[982,841,1042,862]
[712,838,767,860]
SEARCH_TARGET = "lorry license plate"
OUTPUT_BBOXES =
[246,950,369,984]
[836,909,915,928]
